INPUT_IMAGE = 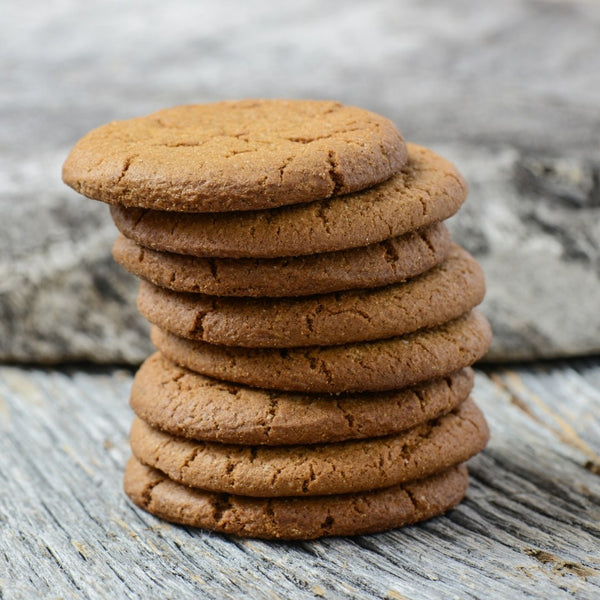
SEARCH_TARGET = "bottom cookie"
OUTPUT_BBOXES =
[124,457,468,540]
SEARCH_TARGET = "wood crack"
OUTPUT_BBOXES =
[489,372,600,476]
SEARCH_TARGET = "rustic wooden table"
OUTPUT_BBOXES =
[1,359,599,599]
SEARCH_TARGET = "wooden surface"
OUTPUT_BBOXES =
[1,359,599,599]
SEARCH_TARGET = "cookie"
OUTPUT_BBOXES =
[150,310,492,393]
[112,222,451,297]
[130,353,474,445]
[110,144,467,258]
[129,397,487,497]
[62,100,407,212]
[138,245,485,348]
[124,458,468,540]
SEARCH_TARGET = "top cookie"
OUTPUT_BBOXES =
[62,100,407,212]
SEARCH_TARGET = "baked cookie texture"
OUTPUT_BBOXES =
[62,99,407,212]
[63,99,492,539]
[124,458,469,540]
[129,398,488,497]
[130,353,475,445]
[112,222,452,297]
[150,310,491,393]
[108,144,467,258]
[137,245,485,347]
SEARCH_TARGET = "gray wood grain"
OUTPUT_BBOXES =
[1,361,599,599]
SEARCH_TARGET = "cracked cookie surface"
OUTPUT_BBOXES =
[151,310,492,393]
[130,352,474,445]
[110,144,467,258]
[129,397,487,497]
[138,245,485,347]
[62,99,407,212]
[124,458,468,540]
[112,222,451,297]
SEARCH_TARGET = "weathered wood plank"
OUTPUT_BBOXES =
[0,361,599,599]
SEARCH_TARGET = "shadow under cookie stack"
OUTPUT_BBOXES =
[63,100,492,540]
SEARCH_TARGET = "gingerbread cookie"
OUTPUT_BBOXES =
[151,310,492,393]
[138,245,485,347]
[112,222,451,297]
[130,353,474,445]
[63,100,407,212]
[110,144,467,258]
[124,458,468,539]
[130,397,487,497]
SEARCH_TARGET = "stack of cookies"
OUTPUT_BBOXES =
[63,99,492,540]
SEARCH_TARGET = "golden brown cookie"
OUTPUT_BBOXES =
[151,310,492,393]
[137,245,485,347]
[124,458,469,540]
[110,144,467,258]
[130,353,475,445]
[62,100,407,212]
[129,397,487,497]
[112,222,451,297]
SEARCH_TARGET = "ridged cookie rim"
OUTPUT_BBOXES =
[110,144,467,258]
[124,458,468,540]
[137,245,485,348]
[112,222,451,297]
[130,352,475,445]
[129,398,488,497]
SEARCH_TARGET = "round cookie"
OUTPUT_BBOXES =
[151,310,492,393]
[129,397,488,497]
[112,222,451,297]
[110,144,467,258]
[138,245,485,348]
[62,100,407,212]
[130,353,475,445]
[124,458,469,540]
